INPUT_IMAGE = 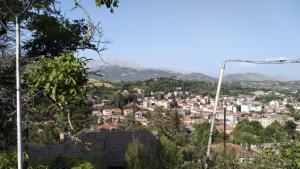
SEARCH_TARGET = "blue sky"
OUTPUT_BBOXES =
[62,0,300,80]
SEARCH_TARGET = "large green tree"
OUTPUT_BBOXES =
[260,121,287,143]
[231,119,263,145]
[0,0,119,146]
[23,53,89,133]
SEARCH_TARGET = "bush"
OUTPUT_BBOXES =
[0,152,17,169]
[71,162,94,169]
[30,153,105,169]
[124,140,159,169]
[0,152,48,169]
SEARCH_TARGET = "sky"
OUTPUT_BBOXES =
[62,0,300,80]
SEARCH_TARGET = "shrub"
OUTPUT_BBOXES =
[71,162,94,169]
[0,152,17,169]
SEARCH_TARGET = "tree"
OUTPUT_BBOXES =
[158,135,183,169]
[210,147,239,169]
[260,121,287,143]
[124,140,158,169]
[191,122,222,146]
[280,142,300,168]
[149,107,183,141]
[0,0,119,147]
[118,114,145,131]
[0,152,18,169]
[286,104,300,120]
[284,120,297,140]
[108,92,129,110]
[23,53,89,133]
[286,104,296,113]
[71,162,94,169]
[24,14,96,58]
[95,0,119,13]
[0,58,16,149]
[231,119,263,145]
[155,92,164,100]
[254,142,300,169]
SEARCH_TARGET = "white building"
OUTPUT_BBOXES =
[103,109,113,116]
[241,105,250,113]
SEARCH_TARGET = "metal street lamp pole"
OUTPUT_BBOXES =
[205,61,226,168]
[4,1,31,169]
[15,15,23,169]
[205,59,300,168]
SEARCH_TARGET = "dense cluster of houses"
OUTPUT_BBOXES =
[35,88,299,167]
[92,89,300,133]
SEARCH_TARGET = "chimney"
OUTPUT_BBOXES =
[59,132,65,142]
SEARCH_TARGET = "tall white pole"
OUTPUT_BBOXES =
[205,61,226,168]
[16,16,23,169]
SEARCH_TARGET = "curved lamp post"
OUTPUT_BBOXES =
[205,59,300,168]
[4,1,31,169]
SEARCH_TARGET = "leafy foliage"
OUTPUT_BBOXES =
[31,154,103,169]
[286,104,300,120]
[280,142,300,168]
[158,135,183,169]
[71,162,94,169]
[254,142,300,169]
[0,152,17,169]
[260,121,287,143]
[231,119,263,145]
[118,114,146,131]
[191,122,222,146]
[285,120,297,140]
[210,147,239,169]
[23,53,90,135]
[95,0,119,13]
[24,15,95,58]
[0,58,16,149]
[232,119,300,145]
[24,53,87,104]
[124,140,158,169]
[255,94,283,103]
[149,107,182,141]
[0,152,48,169]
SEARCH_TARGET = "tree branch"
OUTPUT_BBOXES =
[72,0,109,65]
[67,111,75,131]
[0,18,8,36]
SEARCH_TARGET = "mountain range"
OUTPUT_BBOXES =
[88,65,215,82]
[88,65,288,82]
[224,73,278,82]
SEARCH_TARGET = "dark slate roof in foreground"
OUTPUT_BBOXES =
[28,130,158,167]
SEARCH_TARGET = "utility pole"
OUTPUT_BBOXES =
[131,94,138,166]
[132,101,135,144]
[223,107,227,168]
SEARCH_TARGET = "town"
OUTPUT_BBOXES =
[92,82,300,133]
[1,0,300,169]
[85,78,300,166]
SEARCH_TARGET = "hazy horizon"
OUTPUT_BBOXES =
[87,58,298,81]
